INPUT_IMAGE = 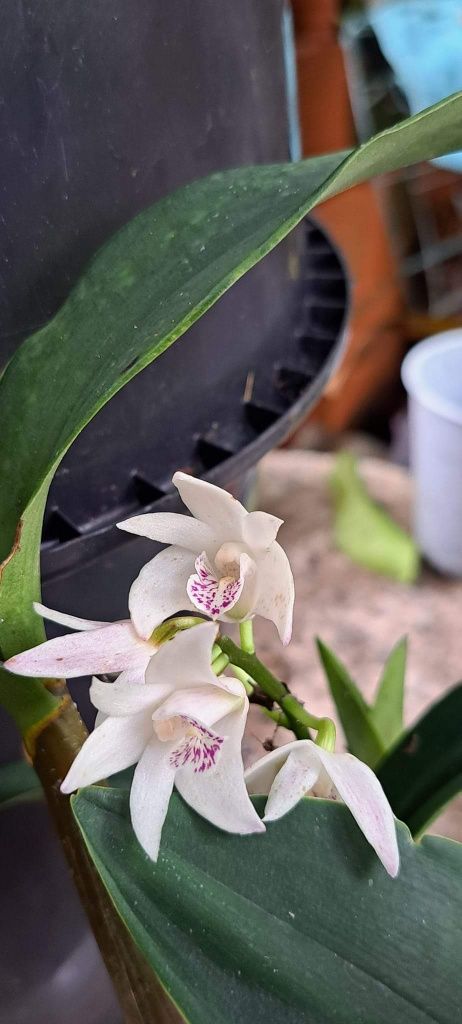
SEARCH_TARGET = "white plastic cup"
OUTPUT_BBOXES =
[401,330,462,576]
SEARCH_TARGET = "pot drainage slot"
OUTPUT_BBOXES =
[131,474,167,506]
[42,510,81,546]
[196,437,236,470]
[273,365,312,403]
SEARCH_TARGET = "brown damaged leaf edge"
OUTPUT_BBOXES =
[0,518,22,582]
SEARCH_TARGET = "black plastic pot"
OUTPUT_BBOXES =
[0,1,349,1021]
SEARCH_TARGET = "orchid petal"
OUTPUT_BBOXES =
[152,684,243,730]
[60,712,152,793]
[117,511,215,553]
[128,545,196,640]
[175,697,265,835]
[5,621,151,679]
[315,745,400,878]
[112,667,148,687]
[167,717,225,773]
[242,510,284,551]
[33,602,110,631]
[90,676,173,718]
[145,621,219,689]
[245,741,301,795]
[253,542,294,645]
[173,471,247,540]
[186,551,244,619]
[263,748,320,821]
[129,737,176,861]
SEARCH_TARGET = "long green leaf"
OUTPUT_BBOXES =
[316,638,385,767]
[73,788,462,1024]
[377,684,462,836]
[2,94,462,733]
[371,637,407,747]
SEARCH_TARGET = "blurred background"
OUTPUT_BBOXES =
[249,0,462,839]
[1,1,462,1021]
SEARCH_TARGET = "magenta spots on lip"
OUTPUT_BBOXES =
[187,552,243,619]
[170,716,224,773]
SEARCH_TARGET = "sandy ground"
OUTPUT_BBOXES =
[243,448,462,841]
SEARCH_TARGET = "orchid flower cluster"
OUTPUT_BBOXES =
[6,472,399,875]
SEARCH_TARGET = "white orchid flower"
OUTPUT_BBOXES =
[118,471,295,645]
[4,601,159,684]
[60,622,264,860]
[245,740,399,877]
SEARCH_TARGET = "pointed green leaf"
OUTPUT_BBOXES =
[330,453,420,583]
[377,684,462,836]
[371,637,407,748]
[1,94,461,731]
[73,787,462,1024]
[316,638,385,767]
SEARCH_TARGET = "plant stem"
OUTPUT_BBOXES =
[212,651,229,675]
[32,681,181,1024]
[239,619,255,654]
[260,707,292,729]
[229,663,255,695]
[217,636,319,740]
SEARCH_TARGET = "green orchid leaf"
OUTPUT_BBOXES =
[330,453,420,583]
[73,787,462,1024]
[371,637,407,749]
[1,93,462,733]
[316,638,385,767]
[0,760,41,809]
[377,684,462,837]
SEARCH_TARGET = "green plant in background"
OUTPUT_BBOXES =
[317,636,462,838]
[1,95,462,1023]
[317,635,407,767]
[330,451,420,582]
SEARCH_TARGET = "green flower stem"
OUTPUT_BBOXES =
[315,718,337,751]
[152,615,204,646]
[217,636,312,740]
[239,619,255,655]
[218,636,337,745]
[260,707,292,730]
[212,652,229,676]
[229,664,255,696]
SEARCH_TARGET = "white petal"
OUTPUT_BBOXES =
[245,741,301,795]
[231,553,259,620]
[60,712,152,793]
[253,541,294,645]
[175,698,265,835]
[117,511,215,553]
[112,667,148,687]
[315,746,400,878]
[129,737,176,861]
[128,546,196,640]
[4,621,151,679]
[90,676,173,717]
[152,684,243,730]
[173,472,247,540]
[242,510,284,551]
[145,621,219,689]
[263,748,320,821]
[34,602,110,631]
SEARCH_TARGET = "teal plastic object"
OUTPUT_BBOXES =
[371,0,462,173]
